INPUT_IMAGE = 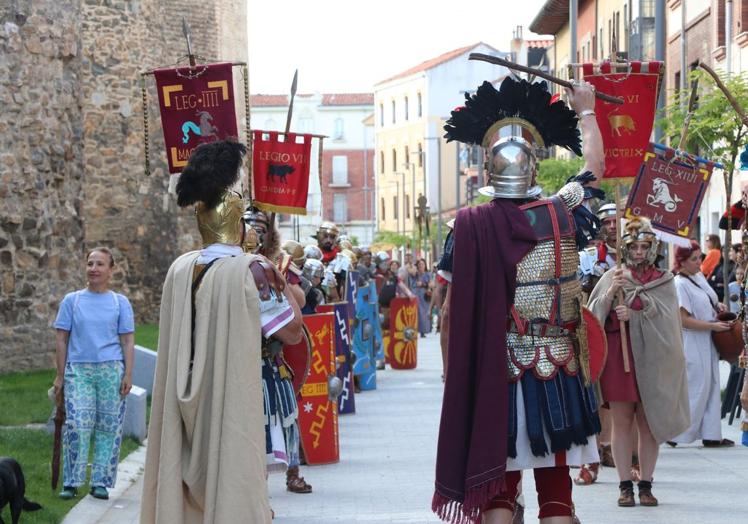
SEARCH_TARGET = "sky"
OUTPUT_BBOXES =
[248,0,549,94]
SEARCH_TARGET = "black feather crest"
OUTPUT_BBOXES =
[444,77,582,156]
[176,140,246,209]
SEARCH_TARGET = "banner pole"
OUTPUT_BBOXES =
[615,183,631,374]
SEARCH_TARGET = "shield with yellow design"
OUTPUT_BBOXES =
[297,313,340,465]
[385,297,419,369]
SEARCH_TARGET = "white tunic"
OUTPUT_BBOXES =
[507,384,599,471]
[672,273,723,443]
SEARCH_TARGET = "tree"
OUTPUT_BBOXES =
[536,157,585,195]
[659,69,748,303]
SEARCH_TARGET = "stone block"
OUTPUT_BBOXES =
[132,344,157,395]
[123,385,147,443]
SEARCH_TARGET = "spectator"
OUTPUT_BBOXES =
[411,258,433,337]
[670,241,734,448]
[53,247,135,501]
[728,265,745,315]
[701,234,722,279]
[710,243,742,301]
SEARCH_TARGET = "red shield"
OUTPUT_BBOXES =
[386,297,418,369]
[297,313,339,465]
[582,307,608,383]
[282,325,312,395]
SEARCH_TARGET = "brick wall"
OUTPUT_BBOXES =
[320,149,375,224]
[667,6,713,95]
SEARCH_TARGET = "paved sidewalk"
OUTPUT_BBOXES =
[66,333,747,523]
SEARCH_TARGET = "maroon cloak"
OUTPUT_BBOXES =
[432,199,537,524]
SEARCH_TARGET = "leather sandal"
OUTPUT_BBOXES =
[574,463,599,485]
[600,444,615,467]
[637,480,658,506]
[286,467,312,494]
[618,480,635,507]
[703,438,735,448]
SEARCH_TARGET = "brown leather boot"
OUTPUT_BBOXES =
[637,480,658,506]
[617,480,635,507]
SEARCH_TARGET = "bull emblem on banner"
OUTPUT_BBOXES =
[646,177,683,212]
[608,112,636,137]
[268,163,294,184]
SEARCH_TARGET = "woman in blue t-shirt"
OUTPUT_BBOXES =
[53,247,135,501]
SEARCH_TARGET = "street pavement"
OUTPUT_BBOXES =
[65,332,747,523]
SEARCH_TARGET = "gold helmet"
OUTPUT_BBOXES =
[621,216,659,266]
[176,140,247,247]
[282,240,307,268]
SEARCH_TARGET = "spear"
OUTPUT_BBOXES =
[469,53,624,105]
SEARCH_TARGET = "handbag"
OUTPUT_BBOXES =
[683,275,744,363]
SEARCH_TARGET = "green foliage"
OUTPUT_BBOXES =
[0,367,143,523]
[373,230,411,247]
[659,69,748,178]
[0,428,141,524]
[135,323,159,351]
[536,157,585,195]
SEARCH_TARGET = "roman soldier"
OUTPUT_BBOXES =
[242,206,313,494]
[433,77,605,524]
[579,202,618,294]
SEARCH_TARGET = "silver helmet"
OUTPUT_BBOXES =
[302,258,325,280]
[444,78,582,200]
[621,216,659,266]
[596,202,617,220]
[304,244,323,260]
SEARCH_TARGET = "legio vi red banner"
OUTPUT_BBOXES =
[582,62,662,179]
[153,62,238,173]
[625,143,715,245]
[297,313,339,465]
[252,130,313,215]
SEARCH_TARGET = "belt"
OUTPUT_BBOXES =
[507,320,577,337]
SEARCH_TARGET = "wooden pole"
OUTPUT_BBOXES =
[615,184,631,374]
[699,61,748,126]
[469,53,624,105]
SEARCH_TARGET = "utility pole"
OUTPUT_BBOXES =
[570,0,578,64]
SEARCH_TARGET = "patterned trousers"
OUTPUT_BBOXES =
[63,361,126,488]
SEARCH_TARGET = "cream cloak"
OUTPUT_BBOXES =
[140,251,271,524]
[587,268,691,443]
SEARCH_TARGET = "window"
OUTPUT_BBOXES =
[392,148,397,172]
[381,197,386,221]
[393,195,399,220]
[404,145,410,167]
[391,100,396,124]
[379,151,385,174]
[379,103,384,126]
[404,96,409,120]
[417,143,423,167]
[405,194,410,219]
[332,155,348,185]
[417,92,422,117]
[333,118,344,140]
[333,194,348,223]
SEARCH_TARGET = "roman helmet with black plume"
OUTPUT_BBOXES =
[444,77,602,245]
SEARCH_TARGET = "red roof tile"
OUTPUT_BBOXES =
[527,39,554,48]
[250,94,288,106]
[322,93,374,106]
[376,42,499,86]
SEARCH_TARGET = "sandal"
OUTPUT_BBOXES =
[703,438,735,448]
[574,463,599,485]
[618,480,635,507]
[286,467,312,494]
[637,480,658,506]
[600,444,614,467]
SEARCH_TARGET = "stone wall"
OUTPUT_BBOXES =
[0,0,248,372]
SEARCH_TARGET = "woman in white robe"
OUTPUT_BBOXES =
[671,241,734,447]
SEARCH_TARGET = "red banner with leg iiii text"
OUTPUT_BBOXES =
[153,62,238,173]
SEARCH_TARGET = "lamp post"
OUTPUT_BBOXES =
[423,135,442,257]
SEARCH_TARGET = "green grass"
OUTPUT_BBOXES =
[0,366,147,523]
[0,369,57,426]
[135,323,159,351]
[0,428,141,524]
